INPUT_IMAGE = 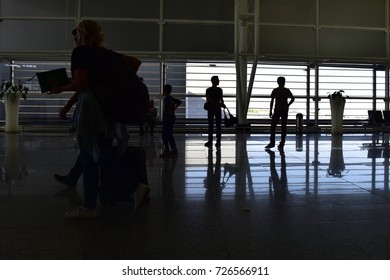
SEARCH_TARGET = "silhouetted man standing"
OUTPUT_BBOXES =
[265,76,295,149]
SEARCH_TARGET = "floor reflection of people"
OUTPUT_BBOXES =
[161,156,178,200]
[222,163,238,187]
[139,134,158,168]
[204,149,223,201]
[267,149,288,202]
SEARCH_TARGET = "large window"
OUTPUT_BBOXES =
[1,61,72,125]
[186,62,237,118]
[1,60,388,127]
[251,64,308,119]
[316,67,385,120]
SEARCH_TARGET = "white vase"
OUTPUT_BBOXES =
[4,95,20,133]
[329,96,345,134]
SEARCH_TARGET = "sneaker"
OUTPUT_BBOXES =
[204,142,212,148]
[265,143,275,149]
[215,142,221,148]
[278,142,285,149]
[64,207,98,220]
[134,183,151,211]
[54,174,77,187]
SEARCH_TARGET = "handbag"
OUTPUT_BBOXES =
[203,102,210,110]
[223,108,238,127]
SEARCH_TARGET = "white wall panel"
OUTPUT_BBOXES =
[0,0,76,17]
[260,26,315,56]
[99,21,159,52]
[257,0,388,60]
[163,23,234,53]
[164,0,234,21]
[0,20,75,51]
[320,0,385,27]
[260,0,315,25]
[81,0,159,18]
[319,29,386,58]
[0,0,390,62]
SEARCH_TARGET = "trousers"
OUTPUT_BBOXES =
[207,108,222,143]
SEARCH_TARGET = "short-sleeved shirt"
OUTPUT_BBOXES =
[71,46,99,83]
[206,86,223,110]
[163,95,181,120]
[71,45,122,89]
[271,87,293,111]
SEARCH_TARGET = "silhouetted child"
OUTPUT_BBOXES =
[160,84,182,158]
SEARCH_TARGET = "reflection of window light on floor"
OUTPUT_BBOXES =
[184,139,239,199]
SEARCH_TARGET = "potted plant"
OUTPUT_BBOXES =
[1,81,29,133]
[328,90,347,134]
[328,89,345,100]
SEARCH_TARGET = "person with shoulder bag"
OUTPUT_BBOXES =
[204,76,226,149]
[50,20,150,219]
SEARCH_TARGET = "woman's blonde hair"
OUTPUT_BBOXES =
[77,20,104,47]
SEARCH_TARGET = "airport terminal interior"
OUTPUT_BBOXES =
[2,0,390,260]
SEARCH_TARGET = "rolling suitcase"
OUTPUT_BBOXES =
[99,146,148,204]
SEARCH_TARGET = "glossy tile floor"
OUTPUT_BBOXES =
[1,131,390,260]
